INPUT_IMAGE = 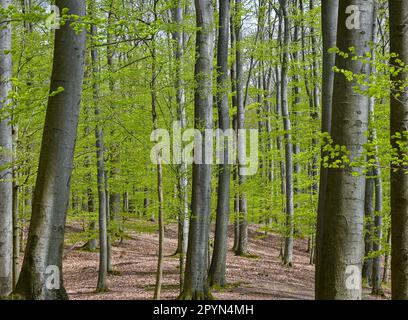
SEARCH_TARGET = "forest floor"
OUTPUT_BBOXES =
[63,221,390,300]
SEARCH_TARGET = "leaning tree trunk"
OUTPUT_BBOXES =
[390,0,408,300]
[315,0,338,296]
[280,0,295,267]
[0,0,13,299]
[14,0,86,300]
[316,0,375,300]
[179,0,214,300]
[209,0,231,288]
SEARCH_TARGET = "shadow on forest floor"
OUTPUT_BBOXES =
[62,220,390,300]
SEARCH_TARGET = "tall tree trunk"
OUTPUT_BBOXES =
[91,21,108,294]
[368,9,383,295]
[390,0,408,300]
[309,0,319,194]
[316,0,375,300]
[230,14,239,253]
[275,13,286,257]
[280,0,294,267]
[209,0,231,288]
[151,13,165,298]
[235,0,248,257]
[179,0,214,300]
[14,0,86,300]
[291,0,301,195]
[107,1,121,248]
[171,1,189,291]
[0,0,13,298]
[315,0,338,297]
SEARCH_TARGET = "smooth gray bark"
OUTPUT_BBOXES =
[230,14,239,253]
[235,0,248,257]
[309,0,320,194]
[316,0,375,300]
[368,10,383,295]
[390,0,408,300]
[90,22,108,293]
[107,4,121,249]
[171,1,189,291]
[279,0,294,267]
[209,0,231,288]
[150,15,165,298]
[180,0,214,300]
[12,135,19,289]
[0,0,13,298]
[362,172,374,285]
[315,0,338,297]
[14,0,86,300]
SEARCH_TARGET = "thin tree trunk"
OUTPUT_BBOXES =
[171,1,189,290]
[83,188,97,251]
[12,153,19,289]
[151,14,165,298]
[107,2,121,244]
[91,21,108,294]
[209,0,231,288]
[235,0,248,257]
[280,0,294,267]
[309,0,319,193]
[382,227,391,284]
[14,0,86,299]
[230,13,239,253]
[362,171,374,286]
[274,13,286,255]
[369,9,383,295]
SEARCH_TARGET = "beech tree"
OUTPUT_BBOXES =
[91,16,108,294]
[14,0,86,300]
[0,0,13,299]
[208,0,231,288]
[171,0,189,290]
[279,0,295,267]
[315,1,338,283]
[234,0,248,256]
[180,0,214,300]
[316,0,375,300]
[390,0,408,300]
